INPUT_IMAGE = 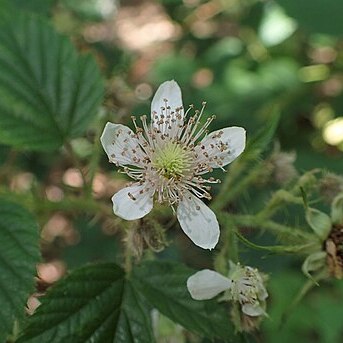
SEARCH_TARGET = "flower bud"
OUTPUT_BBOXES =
[319,173,343,203]
[267,148,298,185]
[228,262,268,318]
[187,262,268,332]
[124,219,167,260]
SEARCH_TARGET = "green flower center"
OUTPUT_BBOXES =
[152,142,191,179]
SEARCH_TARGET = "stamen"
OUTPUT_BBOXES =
[116,99,224,207]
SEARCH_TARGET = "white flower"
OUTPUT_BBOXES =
[100,80,246,249]
[187,262,268,317]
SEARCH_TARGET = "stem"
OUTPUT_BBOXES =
[215,216,239,274]
[213,161,266,211]
[124,225,133,275]
[256,171,318,220]
[0,187,112,217]
[220,213,316,242]
[256,190,302,220]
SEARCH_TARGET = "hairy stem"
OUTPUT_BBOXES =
[213,161,267,211]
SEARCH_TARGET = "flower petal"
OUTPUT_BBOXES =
[195,126,246,169]
[112,184,154,220]
[151,80,184,135]
[177,191,219,249]
[242,303,265,317]
[258,284,269,301]
[187,269,231,300]
[100,122,143,166]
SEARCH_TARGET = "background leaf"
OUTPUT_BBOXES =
[276,0,343,35]
[0,13,104,151]
[12,0,56,15]
[0,199,40,343]
[132,260,235,341]
[18,263,155,343]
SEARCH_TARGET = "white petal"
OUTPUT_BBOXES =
[187,269,232,300]
[177,191,219,249]
[151,80,184,135]
[242,303,265,317]
[112,184,154,220]
[100,122,143,166]
[258,284,269,301]
[195,127,246,169]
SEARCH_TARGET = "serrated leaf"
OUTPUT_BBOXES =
[132,260,235,341]
[18,263,155,343]
[0,13,104,151]
[12,0,55,15]
[0,199,40,343]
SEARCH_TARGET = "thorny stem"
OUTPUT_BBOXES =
[220,213,316,242]
[123,221,138,275]
[213,161,267,211]
[124,228,133,275]
[0,187,112,218]
[256,171,318,220]
[215,216,239,275]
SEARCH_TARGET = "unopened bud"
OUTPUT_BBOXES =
[319,173,343,203]
[124,219,167,260]
[267,148,298,185]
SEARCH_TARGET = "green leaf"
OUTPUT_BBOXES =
[276,0,343,36]
[18,263,155,343]
[0,13,104,151]
[12,0,55,15]
[132,260,235,341]
[305,208,332,240]
[0,199,40,343]
[244,111,280,161]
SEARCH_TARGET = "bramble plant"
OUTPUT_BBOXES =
[0,1,343,343]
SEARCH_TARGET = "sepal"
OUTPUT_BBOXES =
[331,193,343,225]
[305,207,332,240]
